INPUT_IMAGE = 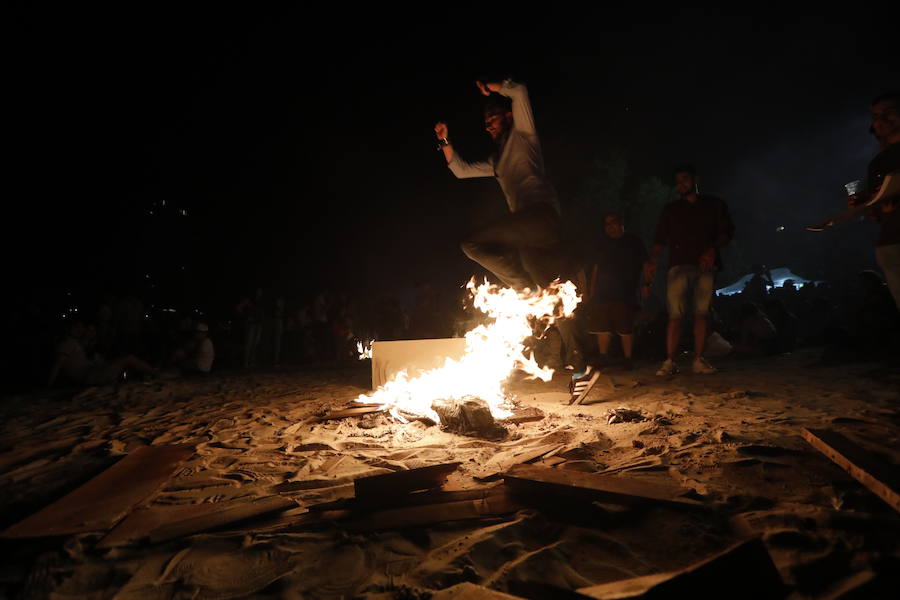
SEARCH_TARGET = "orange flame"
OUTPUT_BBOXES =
[355,279,580,422]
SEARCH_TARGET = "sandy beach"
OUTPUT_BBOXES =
[1,350,898,599]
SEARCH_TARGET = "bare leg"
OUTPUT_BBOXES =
[620,333,635,358]
[666,318,682,361]
[595,332,612,355]
[693,314,708,359]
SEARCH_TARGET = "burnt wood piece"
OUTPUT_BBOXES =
[500,406,545,424]
[802,428,900,513]
[576,537,785,599]
[353,462,461,501]
[98,495,296,547]
[432,398,506,439]
[344,488,519,532]
[502,464,704,509]
[316,406,384,421]
[1,444,195,538]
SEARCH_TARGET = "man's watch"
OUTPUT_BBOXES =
[436,137,450,151]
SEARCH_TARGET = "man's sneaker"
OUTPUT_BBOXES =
[621,357,634,371]
[692,356,718,374]
[656,359,678,376]
[569,366,600,405]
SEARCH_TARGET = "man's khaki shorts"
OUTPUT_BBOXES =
[666,265,714,318]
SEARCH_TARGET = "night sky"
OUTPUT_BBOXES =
[8,8,899,316]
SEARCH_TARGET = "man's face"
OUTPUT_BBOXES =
[484,111,513,142]
[603,215,624,239]
[674,172,697,197]
[870,100,900,147]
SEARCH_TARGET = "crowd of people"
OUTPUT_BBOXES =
[436,80,898,400]
[1,281,456,390]
[4,85,897,394]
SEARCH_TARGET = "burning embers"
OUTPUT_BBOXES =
[355,279,580,427]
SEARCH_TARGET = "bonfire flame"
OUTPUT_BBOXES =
[355,279,581,422]
[356,340,373,360]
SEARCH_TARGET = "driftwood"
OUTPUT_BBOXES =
[97,495,296,547]
[353,462,460,501]
[576,537,785,599]
[802,428,900,513]
[502,464,704,509]
[2,444,194,538]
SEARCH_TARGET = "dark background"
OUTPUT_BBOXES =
[7,8,899,318]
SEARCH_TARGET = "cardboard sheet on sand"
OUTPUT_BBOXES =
[2,444,194,538]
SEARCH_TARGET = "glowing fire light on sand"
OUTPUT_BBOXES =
[355,279,581,423]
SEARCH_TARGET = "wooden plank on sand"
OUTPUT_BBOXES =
[500,406,544,424]
[97,495,295,547]
[345,488,520,532]
[474,443,566,482]
[354,462,460,500]
[149,495,295,543]
[1,444,194,538]
[308,487,498,513]
[576,537,785,599]
[502,464,704,509]
[802,428,900,513]
[317,406,383,421]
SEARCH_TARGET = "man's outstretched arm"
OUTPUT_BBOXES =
[435,121,494,178]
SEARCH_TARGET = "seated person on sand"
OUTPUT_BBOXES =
[167,322,215,374]
[735,302,778,356]
[48,318,158,387]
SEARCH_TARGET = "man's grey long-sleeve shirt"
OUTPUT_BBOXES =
[448,79,561,215]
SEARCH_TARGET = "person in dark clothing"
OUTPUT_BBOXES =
[644,165,735,375]
[855,92,900,308]
[585,213,647,369]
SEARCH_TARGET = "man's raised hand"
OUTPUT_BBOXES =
[476,81,501,96]
[435,122,449,140]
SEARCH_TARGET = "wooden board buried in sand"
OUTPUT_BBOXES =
[2,444,194,538]
[354,462,461,501]
[371,338,468,389]
[98,495,296,547]
[502,464,704,509]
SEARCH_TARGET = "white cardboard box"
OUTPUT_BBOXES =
[371,338,468,389]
